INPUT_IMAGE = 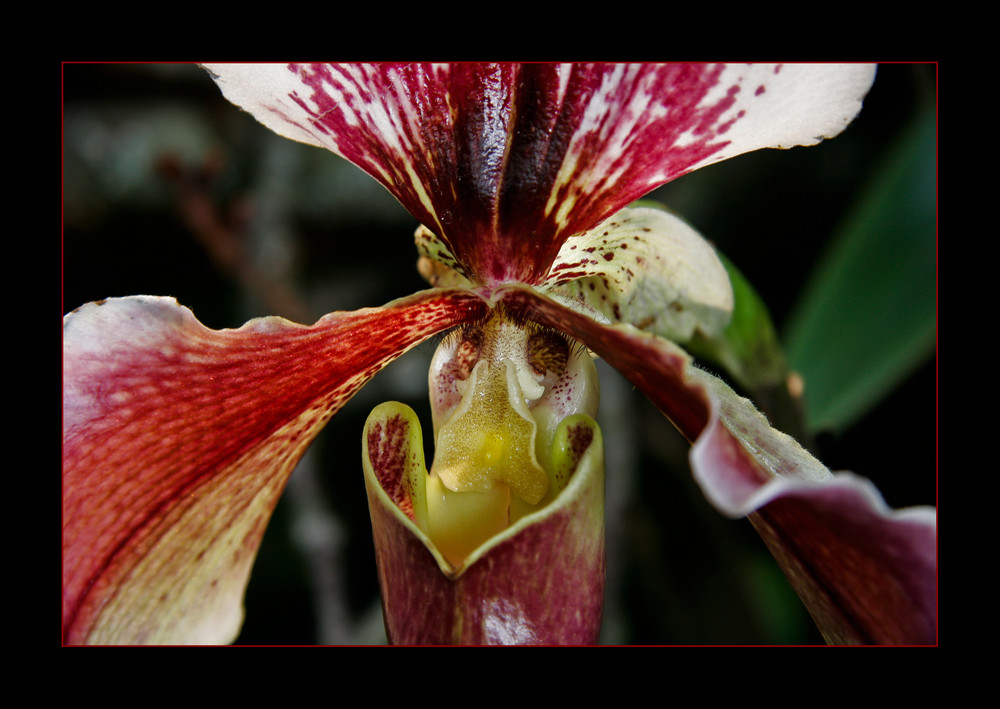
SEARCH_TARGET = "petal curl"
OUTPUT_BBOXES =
[688,370,936,644]
[495,284,936,645]
[749,491,935,645]
[205,63,875,287]
[63,290,485,644]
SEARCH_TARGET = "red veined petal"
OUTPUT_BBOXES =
[63,290,485,644]
[689,369,936,644]
[749,491,935,645]
[205,63,875,287]
[496,284,936,645]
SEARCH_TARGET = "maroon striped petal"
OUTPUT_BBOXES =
[63,290,484,644]
[497,284,936,645]
[205,63,875,287]
[689,370,936,644]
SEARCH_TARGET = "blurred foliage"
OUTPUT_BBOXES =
[784,103,936,433]
[63,63,936,645]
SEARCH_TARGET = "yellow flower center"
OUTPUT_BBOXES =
[419,313,598,568]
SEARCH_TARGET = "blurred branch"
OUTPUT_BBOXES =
[157,152,313,325]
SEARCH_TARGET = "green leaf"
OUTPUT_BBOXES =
[783,104,936,432]
[689,253,788,393]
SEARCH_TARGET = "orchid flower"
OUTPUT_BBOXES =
[62,63,936,645]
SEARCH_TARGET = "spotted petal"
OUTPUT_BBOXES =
[545,205,734,341]
[205,63,875,287]
[62,291,484,644]
[496,284,936,645]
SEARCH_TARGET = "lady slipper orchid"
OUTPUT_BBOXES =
[62,63,937,645]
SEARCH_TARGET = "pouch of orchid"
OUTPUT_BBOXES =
[363,312,604,644]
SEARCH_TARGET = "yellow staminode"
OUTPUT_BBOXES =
[431,358,549,506]
[413,313,599,569]
[425,321,553,568]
